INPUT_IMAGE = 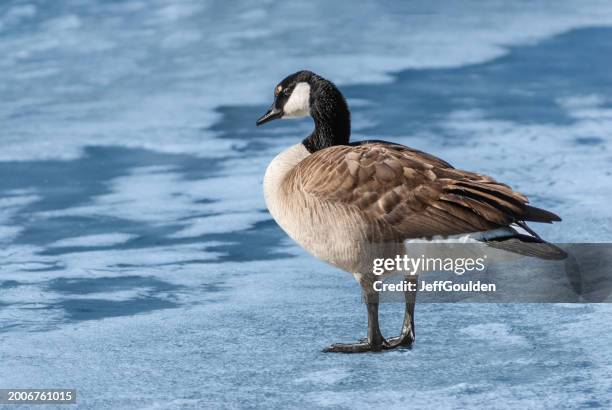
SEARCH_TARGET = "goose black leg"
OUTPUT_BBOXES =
[323,287,385,353]
[385,275,417,348]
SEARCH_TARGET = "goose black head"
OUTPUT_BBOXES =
[256,70,351,151]
[256,70,315,126]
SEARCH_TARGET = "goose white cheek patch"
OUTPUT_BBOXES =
[283,82,311,118]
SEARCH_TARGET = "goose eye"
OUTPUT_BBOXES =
[275,86,282,97]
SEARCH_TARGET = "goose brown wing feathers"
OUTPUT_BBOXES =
[287,142,559,241]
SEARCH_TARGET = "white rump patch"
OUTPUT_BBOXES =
[283,82,310,118]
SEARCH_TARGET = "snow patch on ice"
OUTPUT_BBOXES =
[49,233,137,248]
[295,368,351,385]
[460,323,529,346]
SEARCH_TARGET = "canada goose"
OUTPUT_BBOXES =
[256,70,565,353]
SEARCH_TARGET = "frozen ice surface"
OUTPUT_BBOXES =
[0,1,612,408]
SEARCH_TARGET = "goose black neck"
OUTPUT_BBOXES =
[302,79,351,153]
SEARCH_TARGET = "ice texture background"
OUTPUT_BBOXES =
[1,1,612,408]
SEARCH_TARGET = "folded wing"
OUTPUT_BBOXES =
[288,142,562,258]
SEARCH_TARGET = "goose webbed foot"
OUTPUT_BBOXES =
[323,287,391,353]
[322,339,386,353]
[384,332,415,349]
[322,296,387,353]
[384,315,415,348]
[323,333,413,353]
